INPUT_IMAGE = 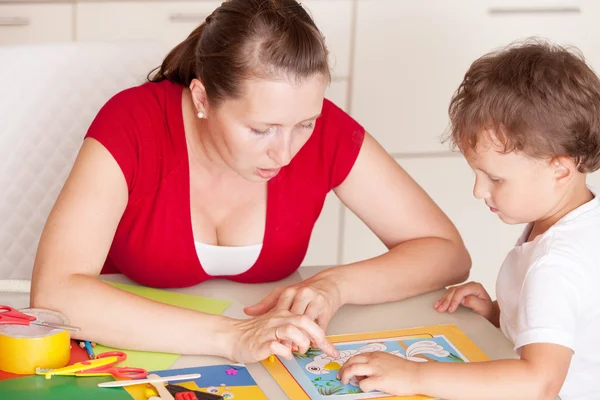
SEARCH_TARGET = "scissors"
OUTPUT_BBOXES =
[36,351,148,380]
[0,305,80,332]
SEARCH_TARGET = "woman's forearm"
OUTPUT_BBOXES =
[330,237,470,305]
[31,273,237,359]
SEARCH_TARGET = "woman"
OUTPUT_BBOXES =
[31,0,470,363]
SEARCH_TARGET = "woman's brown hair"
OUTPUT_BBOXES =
[149,0,330,106]
[446,39,600,173]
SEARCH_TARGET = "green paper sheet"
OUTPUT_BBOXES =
[0,375,131,400]
[92,281,231,370]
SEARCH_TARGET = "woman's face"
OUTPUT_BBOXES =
[203,74,328,181]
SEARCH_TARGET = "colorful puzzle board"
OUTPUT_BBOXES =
[262,324,489,400]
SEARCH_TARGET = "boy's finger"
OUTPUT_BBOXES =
[462,295,489,315]
[359,376,382,393]
[449,292,467,312]
[449,285,479,312]
[337,355,370,379]
[438,288,456,311]
[340,354,369,370]
[339,363,374,385]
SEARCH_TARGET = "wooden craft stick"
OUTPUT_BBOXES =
[97,373,200,388]
[148,374,175,400]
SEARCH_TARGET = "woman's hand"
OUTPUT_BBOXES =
[434,282,496,322]
[337,352,420,395]
[244,271,343,332]
[227,307,339,363]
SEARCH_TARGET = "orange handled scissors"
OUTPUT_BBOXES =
[0,305,80,331]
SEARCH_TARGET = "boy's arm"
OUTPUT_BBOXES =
[416,343,571,400]
[489,300,500,327]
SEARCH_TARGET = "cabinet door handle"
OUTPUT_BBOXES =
[0,17,31,27]
[168,13,207,23]
[488,6,581,15]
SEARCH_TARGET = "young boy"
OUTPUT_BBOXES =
[337,41,600,400]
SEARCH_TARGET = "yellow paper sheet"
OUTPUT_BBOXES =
[92,281,230,371]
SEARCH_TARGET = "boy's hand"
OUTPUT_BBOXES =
[337,352,420,396]
[434,282,495,321]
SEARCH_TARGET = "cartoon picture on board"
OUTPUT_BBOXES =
[291,337,467,397]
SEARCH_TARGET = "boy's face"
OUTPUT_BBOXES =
[464,132,560,225]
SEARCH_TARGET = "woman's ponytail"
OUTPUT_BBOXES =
[148,23,205,85]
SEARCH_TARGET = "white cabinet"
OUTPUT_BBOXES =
[481,0,600,71]
[303,193,341,267]
[587,170,600,188]
[0,4,73,45]
[326,80,349,112]
[301,0,353,79]
[75,0,353,80]
[352,0,600,154]
[351,0,489,154]
[76,2,220,47]
[342,156,524,297]
[581,1,600,70]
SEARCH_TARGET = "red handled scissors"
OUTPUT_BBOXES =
[78,351,148,379]
[0,305,80,332]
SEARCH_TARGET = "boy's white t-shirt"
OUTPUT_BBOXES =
[496,188,600,400]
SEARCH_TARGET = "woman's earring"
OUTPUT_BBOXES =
[197,111,205,119]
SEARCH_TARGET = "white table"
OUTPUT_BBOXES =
[0,267,518,399]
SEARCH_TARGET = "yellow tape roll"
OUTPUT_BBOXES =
[0,308,71,374]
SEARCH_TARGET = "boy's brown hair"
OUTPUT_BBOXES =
[446,39,600,173]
